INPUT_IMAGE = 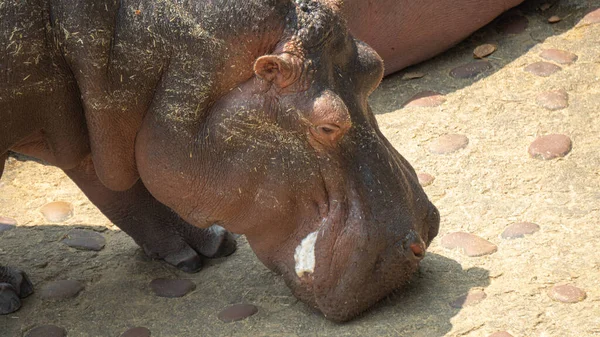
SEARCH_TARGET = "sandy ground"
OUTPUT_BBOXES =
[1,1,600,336]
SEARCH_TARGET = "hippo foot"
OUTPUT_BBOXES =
[161,245,204,273]
[192,225,237,258]
[0,267,33,315]
[0,283,21,314]
[143,224,237,273]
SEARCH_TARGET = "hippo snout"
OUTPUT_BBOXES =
[424,202,441,246]
[282,216,428,321]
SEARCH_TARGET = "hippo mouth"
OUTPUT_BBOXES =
[281,198,423,321]
[284,203,342,310]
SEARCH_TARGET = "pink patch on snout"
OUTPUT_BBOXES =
[294,231,319,277]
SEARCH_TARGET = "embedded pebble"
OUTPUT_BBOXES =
[25,325,67,337]
[35,261,49,269]
[401,72,425,80]
[489,332,514,337]
[0,216,17,226]
[403,91,446,108]
[149,278,196,298]
[441,232,497,257]
[496,13,529,34]
[528,134,572,160]
[548,15,561,23]
[218,303,259,323]
[582,8,600,25]
[450,60,492,79]
[62,229,106,251]
[540,3,552,11]
[428,134,469,154]
[536,90,569,110]
[473,44,497,59]
[0,224,15,233]
[120,327,151,337]
[40,201,73,222]
[0,216,16,232]
[524,62,561,77]
[40,280,84,300]
[417,173,435,187]
[501,222,540,239]
[540,49,578,64]
[449,289,487,308]
[549,284,586,303]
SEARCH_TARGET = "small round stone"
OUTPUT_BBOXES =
[120,327,151,337]
[582,8,600,25]
[149,278,196,298]
[0,216,16,232]
[40,280,84,300]
[441,232,497,257]
[62,229,106,251]
[549,284,586,303]
[450,60,492,79]
[218,303,259,323]
[473,44,497,59]
[489,332,514,337]
[496,13,529,34]
[401,72,425,80]
[40,201,73,222]
[0,216,17,226]
[536,90,569,110]
[417,173,435,187]
[0,224,15,233]
[25,325,67,337]
[449,289,487,308]
[540,3,552,11]
[528,134,572,160]
[404,91,446,108]
[428,134,469,154]
[501,222,540,239]
[540,49,578,64]
[548,15,561,23]
[524,62,562,77]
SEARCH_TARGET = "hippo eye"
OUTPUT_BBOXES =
[310,123,345,146]
[320,126,335,134]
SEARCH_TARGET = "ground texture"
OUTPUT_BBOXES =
[1,1,599,336]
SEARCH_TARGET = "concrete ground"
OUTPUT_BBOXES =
[1,0,599,336]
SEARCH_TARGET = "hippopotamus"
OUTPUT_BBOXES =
[0,0,524,322]
[343,0,526,75]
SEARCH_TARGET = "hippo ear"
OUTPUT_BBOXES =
[253,54,301,89]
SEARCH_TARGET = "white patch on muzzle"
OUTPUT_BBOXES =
[294,230,319,277]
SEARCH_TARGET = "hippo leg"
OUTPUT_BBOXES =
[63,156,236,273]
[0,266,33,315]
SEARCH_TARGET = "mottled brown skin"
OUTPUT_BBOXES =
[3,0,533,321]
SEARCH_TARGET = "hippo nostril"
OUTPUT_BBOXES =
[401,230,426,260]
[409,242,425,259]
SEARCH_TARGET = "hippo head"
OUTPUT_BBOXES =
[136,1,439,322]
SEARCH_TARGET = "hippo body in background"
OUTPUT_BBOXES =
[0,0,522,322]
[344,0,526,75]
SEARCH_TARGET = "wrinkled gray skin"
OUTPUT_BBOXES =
[0,0,439,321]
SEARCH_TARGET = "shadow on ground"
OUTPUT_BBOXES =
[1,223,487,337]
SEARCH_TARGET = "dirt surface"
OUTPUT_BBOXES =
[1,1,600,336]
